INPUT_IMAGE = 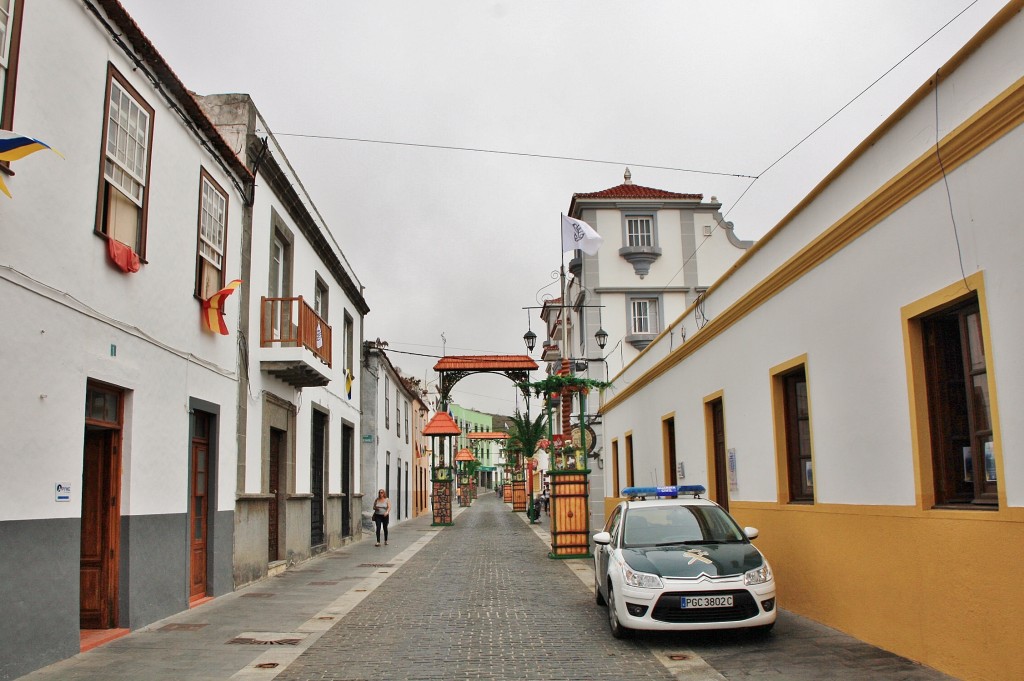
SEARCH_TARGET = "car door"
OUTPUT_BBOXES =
[596,506,623,600]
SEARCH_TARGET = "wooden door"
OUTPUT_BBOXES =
[189,415,209,601]
[80,429,120,629]
[268,430,282,562]
[341,424,353,537]
[310,412,325,547]
[710,399,729,511]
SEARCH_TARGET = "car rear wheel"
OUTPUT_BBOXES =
[595,571,606,606]
[607,585,630,639]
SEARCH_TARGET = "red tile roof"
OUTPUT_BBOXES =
[572,183,703,201]
[422,412,461,436]
[454,448,476,462]
[433,355,538,371]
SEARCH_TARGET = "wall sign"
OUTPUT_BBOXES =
[55,482,71,502]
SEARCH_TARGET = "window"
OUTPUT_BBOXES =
[395,386,401,437]
[919,294,996,506]
[404,402,409,444]
[772,360,814,503]
[384,377,390,429]
[626,217,653,247]
[96,67,154,257]
[343,313,354,373]
[266,224,293,340]
[313,276,329,322]
[195,170,228,299]
[1,0,23,130]
[630,298,659,334]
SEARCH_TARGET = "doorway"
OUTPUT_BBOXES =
[708,398,729,511]
[310,410,326,548]
[341,423,353,537]
[268,428,286,562]
[189,411,211,603]
[81,382,123,630]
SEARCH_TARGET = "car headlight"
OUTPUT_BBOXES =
[744,560,773,586]
[621,563,664,589]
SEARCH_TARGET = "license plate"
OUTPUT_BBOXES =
[681,595,733,609]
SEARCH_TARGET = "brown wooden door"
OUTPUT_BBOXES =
[268,429,282,562]
[189,435,209,601]
[710,400,729,511]
[80,429,120,629]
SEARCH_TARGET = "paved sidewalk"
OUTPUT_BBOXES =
[21,492,960,681]
[20,506,455,681]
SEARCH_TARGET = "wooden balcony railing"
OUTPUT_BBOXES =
[260,296,332,368]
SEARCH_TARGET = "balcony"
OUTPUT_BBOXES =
[260,296,332,388]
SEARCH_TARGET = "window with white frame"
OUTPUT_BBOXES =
[313,275,329,322]
[385,376,390,429]
[97,69,153,256]
[630,298,659,335]
[196,170,228,299]
[626,217,653,248]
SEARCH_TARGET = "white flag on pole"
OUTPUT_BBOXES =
[561,213,603,255]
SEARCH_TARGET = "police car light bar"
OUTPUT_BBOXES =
[621,485,706,499]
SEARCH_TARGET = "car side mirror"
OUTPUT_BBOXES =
[744,526,759,540]
[593,531,612,545]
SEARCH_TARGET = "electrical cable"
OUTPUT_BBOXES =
[267,132,758,180]
[932,70,971,290]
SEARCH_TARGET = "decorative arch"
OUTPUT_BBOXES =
[433,355,538,410]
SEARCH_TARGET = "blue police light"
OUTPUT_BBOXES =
[621,485,706,499]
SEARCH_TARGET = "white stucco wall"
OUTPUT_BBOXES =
[1,0,245,521]
[600,9,1024,509]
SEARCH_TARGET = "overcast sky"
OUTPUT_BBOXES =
[118,0,1004,414]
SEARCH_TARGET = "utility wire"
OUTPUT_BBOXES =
[269,132,758,180]
[759,0,978,178]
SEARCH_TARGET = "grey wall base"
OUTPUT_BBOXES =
[0,510,233,680]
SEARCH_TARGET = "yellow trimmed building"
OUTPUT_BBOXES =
[597,3,1024,680]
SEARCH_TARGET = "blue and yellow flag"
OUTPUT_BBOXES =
[346,369,354,399]
[0,131,62,198]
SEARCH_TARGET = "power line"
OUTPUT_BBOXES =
[266,131,759,180]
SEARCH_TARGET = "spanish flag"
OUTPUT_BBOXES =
[201,279,242,335]
[0,130,63,198]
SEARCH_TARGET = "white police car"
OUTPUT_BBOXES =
[593,485,776,638]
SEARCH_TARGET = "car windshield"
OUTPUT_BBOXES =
[621,504,747,547]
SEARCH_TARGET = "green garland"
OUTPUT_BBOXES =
[518,374,612,397]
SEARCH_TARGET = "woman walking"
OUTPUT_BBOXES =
[372,489,391,546]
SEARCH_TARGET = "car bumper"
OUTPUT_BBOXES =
[616,580,777,631]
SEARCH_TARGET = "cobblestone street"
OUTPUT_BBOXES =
[275,492,676,681]
[22,492,959,681]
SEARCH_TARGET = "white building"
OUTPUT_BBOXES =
[360,343,419,529]
[597,4,1024,680]
[197,93,370,584]
[0,0,250,677]
[548,173,752,533]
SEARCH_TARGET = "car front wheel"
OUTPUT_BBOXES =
[607,584,630,639]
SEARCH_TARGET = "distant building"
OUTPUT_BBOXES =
[360,343,419,528]
[544,171,753,531]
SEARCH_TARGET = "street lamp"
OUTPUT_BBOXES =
[523,329,537,353]
[595,327,608,350]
